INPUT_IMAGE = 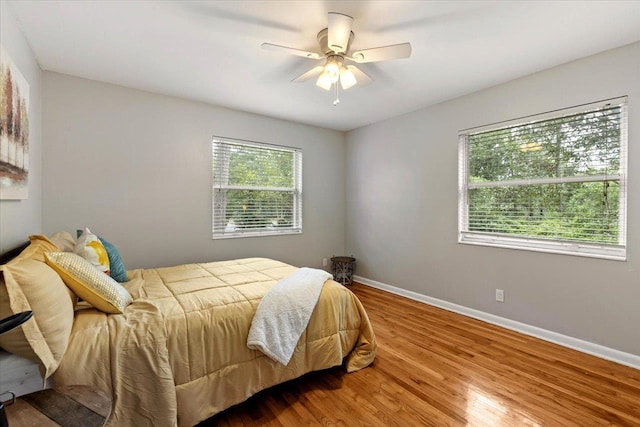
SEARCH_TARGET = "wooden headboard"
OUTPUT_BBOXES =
[0,241,30,265]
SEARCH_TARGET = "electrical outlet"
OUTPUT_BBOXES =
[322,258,328,267]
[495,289,505,302]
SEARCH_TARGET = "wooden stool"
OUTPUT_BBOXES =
[4,385,110,427]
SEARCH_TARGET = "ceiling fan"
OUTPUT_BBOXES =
[262,12,412,105]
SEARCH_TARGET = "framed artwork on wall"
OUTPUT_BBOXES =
[0,44,30,200]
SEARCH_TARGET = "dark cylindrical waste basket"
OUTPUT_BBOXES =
[331,256,356,286]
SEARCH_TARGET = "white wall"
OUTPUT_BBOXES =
[42,72,345,269]
[0,2,42,252]
[346,42,640,357]
[0,2,44,397]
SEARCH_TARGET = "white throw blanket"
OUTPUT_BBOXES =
[247,267,332,365]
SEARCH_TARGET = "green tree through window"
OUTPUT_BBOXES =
[459,98,627,260]
[212,138,302,238]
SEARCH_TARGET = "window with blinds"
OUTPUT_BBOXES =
[212,137,302,239]
[458,97,627,260]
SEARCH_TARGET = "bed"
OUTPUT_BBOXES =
[0,235,376,427]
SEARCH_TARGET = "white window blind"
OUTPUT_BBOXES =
[458,97,627,260]
[212,137,302,239]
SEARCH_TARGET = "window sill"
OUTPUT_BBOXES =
[459,232,626,261]
[212,229,302,240]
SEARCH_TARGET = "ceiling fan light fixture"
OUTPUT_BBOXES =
[339,66,357,90]
[322,56,341,84]
[316,73,333,91]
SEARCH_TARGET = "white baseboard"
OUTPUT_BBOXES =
[354,275,640,370]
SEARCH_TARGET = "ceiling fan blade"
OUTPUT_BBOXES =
[347,65,372,86]
[327,12,353,54]
[292,65,324,83]
[350,43,412,63]
[261,43,322,60]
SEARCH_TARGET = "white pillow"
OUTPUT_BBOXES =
[74,227,110,275]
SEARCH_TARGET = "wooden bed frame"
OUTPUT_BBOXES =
[0,242,29,264]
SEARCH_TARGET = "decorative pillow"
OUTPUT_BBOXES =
[13,234,60,263]
[49,231,76,252]
[98,237,128,283]
[0,236,77,379]
[75,228,110,275]
[45,252,132,314]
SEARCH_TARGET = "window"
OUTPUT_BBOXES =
[212,137,302,239]
[458,97,627,260]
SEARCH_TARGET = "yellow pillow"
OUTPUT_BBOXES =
[75,228,110,275]
[0,237,77,379]
[13,234,60,262]
[45,252,132,314]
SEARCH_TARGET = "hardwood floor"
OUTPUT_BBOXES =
[200,283,640,426]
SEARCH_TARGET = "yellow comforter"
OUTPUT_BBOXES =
[53,258,376,427]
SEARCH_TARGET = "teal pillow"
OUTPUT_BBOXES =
[98,237,128,283]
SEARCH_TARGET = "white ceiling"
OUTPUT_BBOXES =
[8,1,640,131]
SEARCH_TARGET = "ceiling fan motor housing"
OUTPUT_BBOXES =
[317,28,354,56]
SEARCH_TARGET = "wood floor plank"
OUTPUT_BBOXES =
[199,283,640,426]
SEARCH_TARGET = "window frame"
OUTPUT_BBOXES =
[212,137,302,239]
[458,97,628,261]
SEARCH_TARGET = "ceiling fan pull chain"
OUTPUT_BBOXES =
[333,83,340,106]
